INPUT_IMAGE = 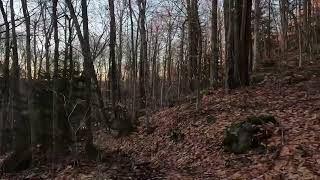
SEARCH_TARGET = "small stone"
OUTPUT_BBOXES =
[206,115,217,124]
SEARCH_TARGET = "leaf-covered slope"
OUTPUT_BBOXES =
[97,65,320,179]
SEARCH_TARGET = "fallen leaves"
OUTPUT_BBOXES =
[3,63,320,179]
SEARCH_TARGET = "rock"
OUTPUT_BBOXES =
[169,129,185,142]
[251,74,265,85]
[1,148,32,173]
[206,115,217,124]
[223,115,277,154]
[247,115,277,125]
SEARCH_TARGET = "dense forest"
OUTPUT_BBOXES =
[0,0,319,179]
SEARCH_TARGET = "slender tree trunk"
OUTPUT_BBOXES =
[43,1,52,80]
[117,7,124,102]
[68,18,74,98]
[108,0,118,117]
[63,9,69,79]
[128,0,136,123]
[151,26,159,109]
[10,0,23,152]
[167,20,173,87]
[178,23,185,100]
[253,0,261,72]
[0,0,10,153]
[52,0,59,155]
[21,0,36,163]
[211,0,218,83]
[33,21,38,79]
[280,0,288,55]
[138,0,147,109]
[297,0,303,67]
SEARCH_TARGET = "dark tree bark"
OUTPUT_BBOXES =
[68,18,74,98]
[253,0,261,71]
[178,22,185,99]
[108,0,118,112]
[225,0,252,92]
[128,0,137,123]
[66,0,110,157]
[33,20,39,79]
[66,0,97,157]
[280,0,288,54]
[21,0,32,81]
[52,0,61,154]
[138,0,147,109]
[167,19,173,87]
[238,0,252,86]
[42,1,53,79]
[151,25,159,109]
[211,0,219,83]
[21,0,37,162]
[63,8,69,79]
[117,1,126,101]
[10,0,20,97]
[10,0,25,153]
[0,0,10,153]
[186,0,201,92]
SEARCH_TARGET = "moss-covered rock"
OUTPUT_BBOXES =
[223,115,277,154]
[251,73,265,85]
[247,115,277,125]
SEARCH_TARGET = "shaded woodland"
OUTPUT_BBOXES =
[0,0,319,179]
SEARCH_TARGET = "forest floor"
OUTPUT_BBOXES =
[1,56,320,179]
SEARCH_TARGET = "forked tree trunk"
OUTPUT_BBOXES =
[66,0,102,158]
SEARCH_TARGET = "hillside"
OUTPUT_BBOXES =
[2,59,319,179]
[95,62,320,179]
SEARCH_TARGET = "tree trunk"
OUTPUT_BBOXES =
[239,0,252,86]
[252,0,261,72]
[43,1,53,80]
[66,0,101,158]
[21,0,37,163]
[128,0,137,124]
[178,22,185,99]
[68,18,74,98]
[138,0,147,109]
[117,4,125,102]
[225,0,252,91]
[108,0,118,117]
[52,0,58,152]
[280,0,288,55]
[167,20,173,87]
[0,0,10,153]
[211,0,219,83]
[224,0,235,92]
